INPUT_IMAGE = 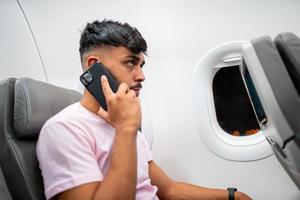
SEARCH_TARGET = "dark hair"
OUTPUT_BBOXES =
[79,19,147,59]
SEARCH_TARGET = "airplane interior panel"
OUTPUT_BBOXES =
[0,0,46,82]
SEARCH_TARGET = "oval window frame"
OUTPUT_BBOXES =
[193,41,273,161]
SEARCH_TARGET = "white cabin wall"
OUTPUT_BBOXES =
[0,0,46,81]
[2,0,300,199]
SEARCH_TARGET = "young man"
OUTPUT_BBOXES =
[37,20,252,200]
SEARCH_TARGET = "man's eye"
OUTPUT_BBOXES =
[127,61,135,67]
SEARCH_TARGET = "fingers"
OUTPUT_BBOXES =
[101,75,114,97]
[118,83,136,98]
[118,82,129,94]
[101,76,135,99]
[97,106,108,120]
[127,90,136,98]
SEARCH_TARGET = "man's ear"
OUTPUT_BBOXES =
[86,56,100,68]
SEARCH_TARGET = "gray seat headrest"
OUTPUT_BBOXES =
[14,78,82,139]
[274,32,300,95]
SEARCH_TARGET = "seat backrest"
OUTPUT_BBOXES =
[249,35,300,145]
[272,32,300,190]
[0,167,12,200]
[242,33,300,190]
[274,32,300,95]
[0,78,82,200]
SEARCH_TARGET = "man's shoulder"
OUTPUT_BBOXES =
[40,102,108,135]
[38,102,92,141]
[43,102,82,128]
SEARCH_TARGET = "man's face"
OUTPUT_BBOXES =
[89,46,146,97]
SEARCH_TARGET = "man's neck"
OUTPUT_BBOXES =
[80,90,100,115]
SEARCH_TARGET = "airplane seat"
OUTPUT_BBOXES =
[273,32,300,189]
[0,167,12,200]
[0,77,82,200]
[242,34,300,189]
[274,32,300,95]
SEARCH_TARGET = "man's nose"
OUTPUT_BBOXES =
[134,67,145,82]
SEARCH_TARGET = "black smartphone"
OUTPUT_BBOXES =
[80,62,119,111]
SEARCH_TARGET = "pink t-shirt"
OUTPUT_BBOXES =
[37,102,158,200]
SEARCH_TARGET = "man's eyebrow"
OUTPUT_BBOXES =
[125,55,140,60]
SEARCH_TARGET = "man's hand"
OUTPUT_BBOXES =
[236,191,252,200]
[98,75,141,132]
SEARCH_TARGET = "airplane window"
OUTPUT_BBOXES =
[212,66,260,136]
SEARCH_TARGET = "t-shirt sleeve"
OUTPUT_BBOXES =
[139,132,154,162]
[37,121,102,200]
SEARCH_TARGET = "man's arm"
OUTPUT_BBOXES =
[58,129,137,200]
[57,76,141,200]
[149,161,252,200]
